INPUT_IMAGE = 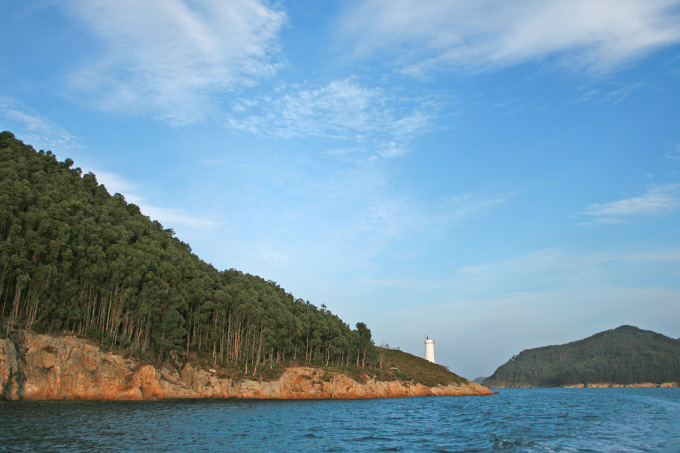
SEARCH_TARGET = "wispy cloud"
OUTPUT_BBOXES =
[341,0,680,75]
[65,0,286,124]
[578,184,680,224]
[90,172,219,231]
[666,143,680,160]
[0,96,79,152]
[334,188,514,272]
[139,205,220,230]
[0,97,220,230]
[227,78,437,158]
[572,82,645,105]
[437,189,512,223]
[352,197,430,239]
[452,246,680,296]
[455,248,589,293]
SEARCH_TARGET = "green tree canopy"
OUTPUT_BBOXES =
[484,325,680,387]
[0,131,379,371]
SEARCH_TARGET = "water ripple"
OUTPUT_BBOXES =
[0,389,678,452]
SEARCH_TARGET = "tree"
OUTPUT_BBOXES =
[0,132,384,373]
[356,322,375,368]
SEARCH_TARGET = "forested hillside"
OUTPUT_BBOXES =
[0,132,378,374]
[484,325,680,387]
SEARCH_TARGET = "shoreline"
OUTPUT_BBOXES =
[1,331,494,401]
[487,383,679,389]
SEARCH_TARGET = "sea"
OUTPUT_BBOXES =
[0,388,678,452]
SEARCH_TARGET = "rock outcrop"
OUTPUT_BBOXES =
[0,331,493,400]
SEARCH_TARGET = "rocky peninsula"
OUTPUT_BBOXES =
[1,331,493,400]
[0,134,493,401]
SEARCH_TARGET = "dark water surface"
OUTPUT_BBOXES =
[1,388,678,452]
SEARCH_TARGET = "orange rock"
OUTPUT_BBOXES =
[139,365,164,399]
[0,331,494,400]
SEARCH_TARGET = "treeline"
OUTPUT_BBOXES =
[484,325,680,387]
[0,132,378,373]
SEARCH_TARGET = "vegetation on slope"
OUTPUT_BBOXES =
[484,325,680,387]
[375,347,468,387]
[0,132,379,377]
[305,347,469,386]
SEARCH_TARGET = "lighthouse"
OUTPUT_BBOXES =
[424,337,435,363]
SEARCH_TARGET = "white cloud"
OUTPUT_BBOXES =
[66,0,286,124]
[138,205,220,230]
[0,96,221,230]
[438,189,511,223]
[451,246,680,296]
[352,197,430,238]
[579,184,680,224]
[90,170,139,196]
[665,143,680,160]
[341,0,680,75]
[312,188,513,276]
[227,78,437,158]
[85,170,220,231]
[1,96,79,153]
[454,248,592,293]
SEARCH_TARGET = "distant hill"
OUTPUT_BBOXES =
[484,326,680,388]
[473,377,488,384]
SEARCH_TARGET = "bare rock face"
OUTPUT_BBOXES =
[2,331,143,400]
[0,337,20,400]
[0,331,494,400]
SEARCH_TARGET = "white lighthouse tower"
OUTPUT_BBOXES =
[424,337,435,363]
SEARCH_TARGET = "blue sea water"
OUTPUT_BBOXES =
[0,388,678,452]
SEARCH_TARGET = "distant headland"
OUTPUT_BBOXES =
[484,325,680,388]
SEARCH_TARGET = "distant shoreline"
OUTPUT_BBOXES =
[487,383,678,389]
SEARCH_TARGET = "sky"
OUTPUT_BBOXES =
[1,0,680,380]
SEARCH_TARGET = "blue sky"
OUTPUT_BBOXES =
[2,0,680,379]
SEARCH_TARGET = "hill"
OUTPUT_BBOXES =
[0,131,377,374]
[484,326,680,388]
[375,347,468,387]
[0,131,482,396]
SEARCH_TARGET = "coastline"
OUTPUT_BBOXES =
[0,331,493,400]
[561,382,678,388]
[486,382,679,389]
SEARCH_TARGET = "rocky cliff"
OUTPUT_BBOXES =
[0,331,493,400]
